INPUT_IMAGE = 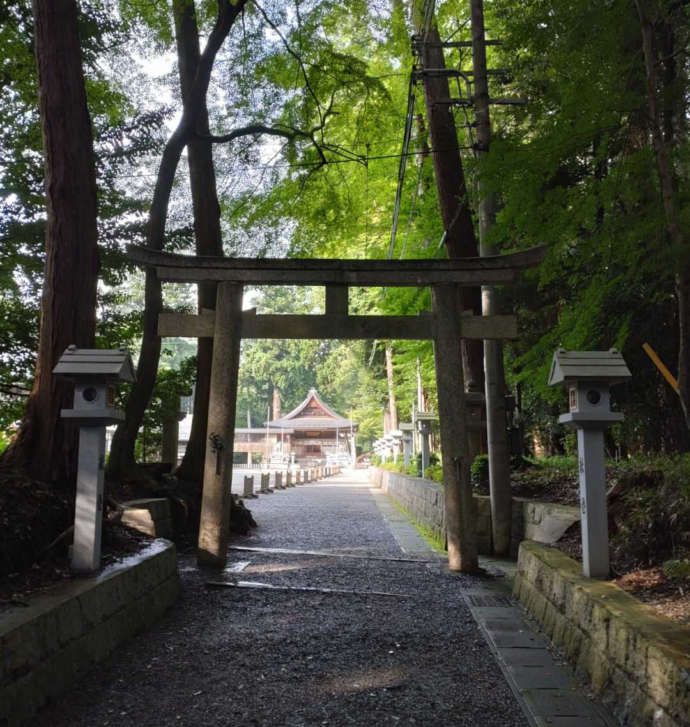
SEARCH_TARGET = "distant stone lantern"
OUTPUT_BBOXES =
[399,423,414,467]
[548,349,631,578]
[53,346,136,573]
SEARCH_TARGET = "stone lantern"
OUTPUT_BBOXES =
[53,346,136,573]
[414,412,435,474]
[399,423,414,467]
[548,349,631,578]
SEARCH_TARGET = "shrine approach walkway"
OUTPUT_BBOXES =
[35,470,612,727]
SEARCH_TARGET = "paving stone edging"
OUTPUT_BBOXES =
[513,540,690,727]
[0,540,179,727]
[369,467,577,556]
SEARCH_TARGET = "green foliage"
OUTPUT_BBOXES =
[425,464,443,483]
[528,455,577,473]
[471,454,489,489]
[380,461,406,474]
[608,454,690,568]
[482,0,689,451]
[135,356,196,462]
[2,0,688,471]
[0,429,11,455]
[662,559,690,580]
[404,462,419,477]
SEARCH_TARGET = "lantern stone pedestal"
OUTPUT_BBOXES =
[54,346,136,574]
[548,349,631,579]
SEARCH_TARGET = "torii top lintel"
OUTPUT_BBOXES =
[126,245,546,287]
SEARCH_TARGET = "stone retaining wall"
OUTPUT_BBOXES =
[513,540,690,727]
[369,467,446,544]
[0,540,179,727]
[369,468,577,556]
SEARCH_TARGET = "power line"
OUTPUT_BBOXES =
[387,74,417,259]
[116,144,475,180]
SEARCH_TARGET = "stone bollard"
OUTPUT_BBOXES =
[260,472,271,493]
[275,472,284,489]
[243,475,255,498]
[286,472,293,487]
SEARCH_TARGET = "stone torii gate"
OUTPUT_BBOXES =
[128,245,544,573]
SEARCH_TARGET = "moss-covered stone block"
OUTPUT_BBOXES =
[514,540,690,727]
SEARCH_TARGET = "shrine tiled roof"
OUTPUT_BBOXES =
[268,388,358,430]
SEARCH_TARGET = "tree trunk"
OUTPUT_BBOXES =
[635,0,690,429]
[173,0,225,485]
[2,0,99,485]
[385,343,399,432]
[470,0,512,555]
[107,0,247,479]
[412,11,484,394]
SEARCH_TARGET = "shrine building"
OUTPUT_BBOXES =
[232,388,357,467]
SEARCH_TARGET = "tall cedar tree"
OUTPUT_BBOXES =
[2,0,99,484]
[173,0,224,485]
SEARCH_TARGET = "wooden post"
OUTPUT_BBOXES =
[325,284,348,315]
[197,282,242,567]
[432,284,478,572]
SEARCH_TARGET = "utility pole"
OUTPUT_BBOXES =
[411,0,484,397]
[470,0,512,556]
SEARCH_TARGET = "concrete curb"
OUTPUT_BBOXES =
[0,540,179,727]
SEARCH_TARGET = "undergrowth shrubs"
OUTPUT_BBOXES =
[608,455,690,570]
[425,464,443,483]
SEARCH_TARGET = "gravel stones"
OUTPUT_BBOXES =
[34,473,528,727]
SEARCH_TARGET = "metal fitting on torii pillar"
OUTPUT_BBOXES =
[54,346,136,573]
[548,349,631,578]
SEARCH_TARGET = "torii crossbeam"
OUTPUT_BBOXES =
[128,244,545,573]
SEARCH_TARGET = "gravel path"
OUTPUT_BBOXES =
[35,471,529,727]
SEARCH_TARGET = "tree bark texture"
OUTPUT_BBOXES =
[173,0,225,485]
[385,343,399,433]
[108,0,247,478]
[3,0,99,484]
[470,0,512,555]
[413,15,484,394]
[635,0,690,430]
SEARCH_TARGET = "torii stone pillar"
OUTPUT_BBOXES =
[198,282,243,567]
[432,284,478,572]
